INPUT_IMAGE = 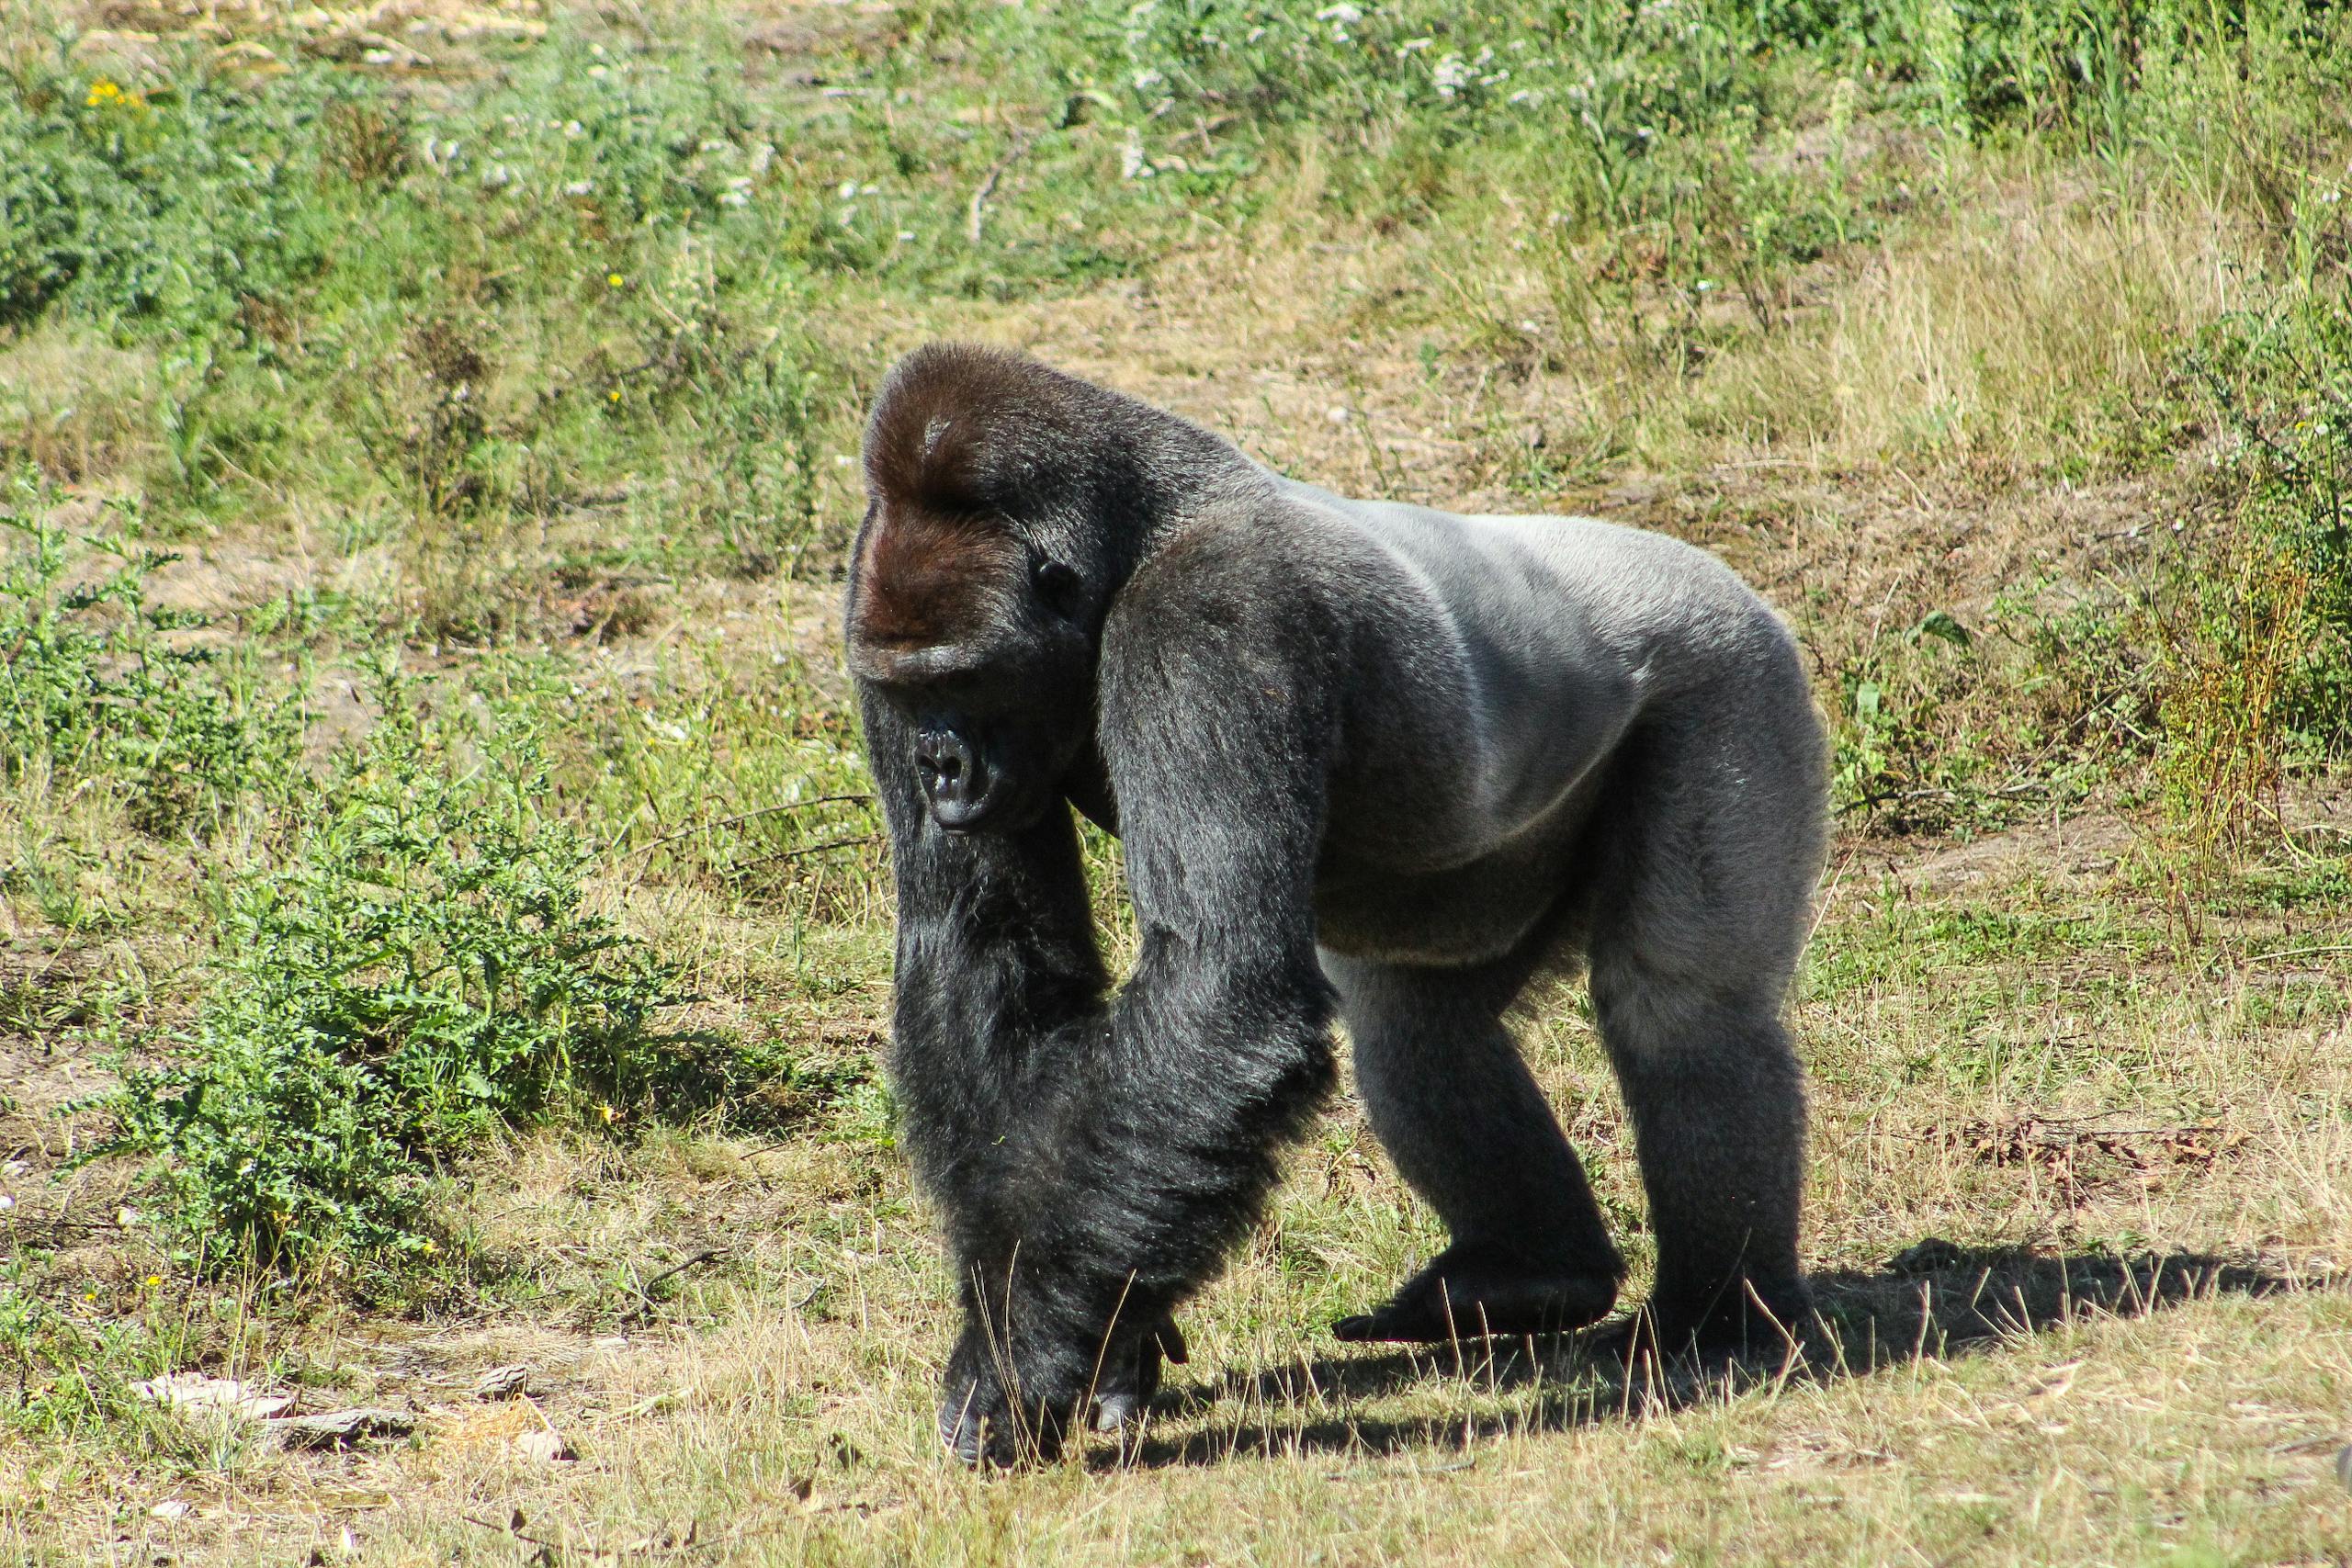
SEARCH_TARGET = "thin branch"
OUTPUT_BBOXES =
[727,833,881,875]
[967,132,1035,244]
[2232,942,2352,967]
[605,795,873,862]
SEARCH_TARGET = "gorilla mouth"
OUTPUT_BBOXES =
[927,788,998,832]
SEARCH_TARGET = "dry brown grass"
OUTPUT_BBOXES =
[8,808,2348,1564]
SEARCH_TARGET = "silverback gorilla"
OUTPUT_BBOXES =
[842,344,1827,1467]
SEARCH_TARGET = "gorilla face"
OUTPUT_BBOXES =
[845,503,1097,836]
[878,675,1078,835]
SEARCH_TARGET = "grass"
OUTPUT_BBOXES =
[2,0,2350,1562]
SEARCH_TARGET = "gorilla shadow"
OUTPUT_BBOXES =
[1104,1245,2302,1471]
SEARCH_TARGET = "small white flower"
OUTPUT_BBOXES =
[1121,129,1153,181]
[562,119,585,141]
[1432,54,1471,96]
[1400,36,1433,51]
[1133,69,1164,91]
[563,179,594,197]
[644,716,690,743]
[1327,405,1351,424]
[1315,4,1363,21]
[698,137,729,153]
[838,179,859,200]
[750,142,775,175]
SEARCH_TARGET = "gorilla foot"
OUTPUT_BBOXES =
[1332,1247,1619,1343]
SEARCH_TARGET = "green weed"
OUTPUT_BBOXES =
[93,672,690,1292]
[0,470,301,839]
[2150,299,2352,850]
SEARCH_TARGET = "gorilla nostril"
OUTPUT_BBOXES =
[915,730,978,799]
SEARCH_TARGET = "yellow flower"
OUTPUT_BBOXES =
[606,272,625,288]
[144,1275,164,1287]
[422,1239,439,1255]
[598,1102,619,1122]
[85,79,122,107]
[607,389,622,402]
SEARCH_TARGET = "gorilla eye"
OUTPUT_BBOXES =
[1032,558,1082,615]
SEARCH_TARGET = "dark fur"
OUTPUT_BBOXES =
[844,344,1828,1466]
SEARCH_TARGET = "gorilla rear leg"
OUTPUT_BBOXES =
[1589,973,1812,1355]
[1580,697,1824,1357]
[1325,954,1623,1343]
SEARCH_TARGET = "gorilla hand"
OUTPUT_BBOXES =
[1090,1318,1187,1432]
[937,1315,1188,1465]
[937,1323,1068,1468]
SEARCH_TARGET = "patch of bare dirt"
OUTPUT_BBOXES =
[1901,812,2142,897]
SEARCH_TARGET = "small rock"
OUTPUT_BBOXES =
[271,1407,415,1450]
[133,1373,291,1422]
[470,1364,532,1401]
[511,1427,575,1463]
[148,1499,192,1522]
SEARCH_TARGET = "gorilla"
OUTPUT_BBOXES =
[842,344,1826,1467]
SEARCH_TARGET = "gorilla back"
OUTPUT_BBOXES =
[843,343,1827,1466]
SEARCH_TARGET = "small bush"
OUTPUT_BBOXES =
[0,471,301,837]
[0,1262,193,1449]
[97,676,688,1288]
[2153,301,2352,849]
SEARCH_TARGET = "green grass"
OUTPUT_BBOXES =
[3,0,2351,1562]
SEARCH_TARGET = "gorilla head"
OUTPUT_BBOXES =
[842,346,1170,835]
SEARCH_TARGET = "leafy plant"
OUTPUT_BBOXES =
[2152,299,2352,849]
[96,674,690,1288]
[0,470,302,837]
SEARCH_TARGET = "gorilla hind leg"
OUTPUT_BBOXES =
[1589,974,1811,1354]
[1582,694,1825,1356]
[1326,954,1623,1343]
